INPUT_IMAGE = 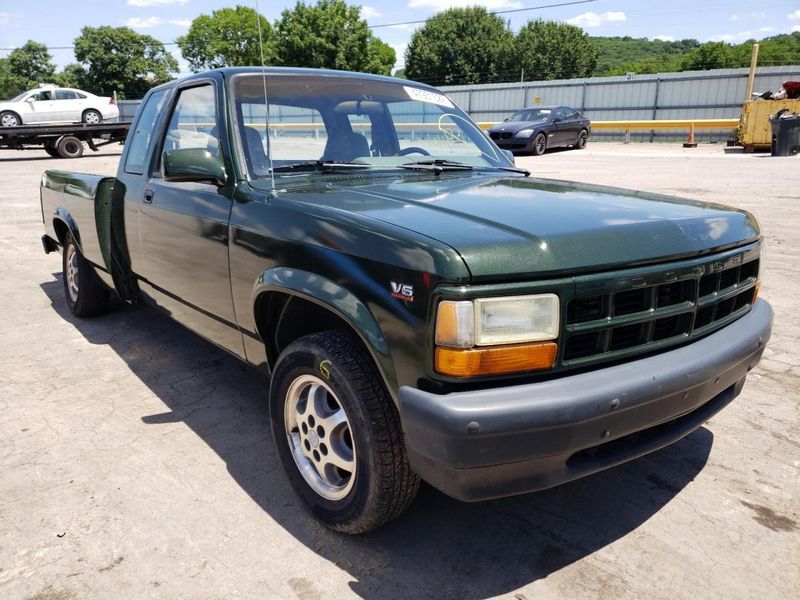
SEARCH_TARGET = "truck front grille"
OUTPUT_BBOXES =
[562,251,759,365]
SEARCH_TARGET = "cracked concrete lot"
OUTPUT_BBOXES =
[0,143,797,600]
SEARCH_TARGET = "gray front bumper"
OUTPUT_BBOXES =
[399,300,773,501]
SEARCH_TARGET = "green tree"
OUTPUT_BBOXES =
[514,20,597,80]
[177,5,275,72]
[275,0,395,75]
[0,40,57,98]
[681,42,740,71]
[74,26,177,98]
[404,7,514,86]
[53,63,87,89]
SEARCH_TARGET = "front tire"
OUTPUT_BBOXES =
[62,232,110,317]
[270,330,420,534]
[1,111,20,127]
[532,132,547,156]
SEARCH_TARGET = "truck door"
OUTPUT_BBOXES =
[136,81,244,358]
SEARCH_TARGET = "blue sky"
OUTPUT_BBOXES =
[1,0,799,74]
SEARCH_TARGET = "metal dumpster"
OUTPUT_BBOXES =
[770,114,800,156]
[739,99,800,151]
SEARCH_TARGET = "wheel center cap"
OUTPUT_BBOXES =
[308,430,320,449]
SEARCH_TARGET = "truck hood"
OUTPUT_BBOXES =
[302,173,760,281]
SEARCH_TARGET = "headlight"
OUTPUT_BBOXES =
[516,129,535,138]
[434,294,560,377]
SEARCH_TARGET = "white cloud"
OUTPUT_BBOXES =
[126,16,191,28]
[0,12,9,25]
[654,35,675,42]
[788,10,800,20]
[407,0,522,10]
[793,25,800,33]
[390,42,408,69]
[709,29,775,43]
[360,6,382,19]
[567,11,626,28]
[128,0,189,6]
[729,12,766,22]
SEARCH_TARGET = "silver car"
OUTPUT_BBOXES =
[0,86,120,127]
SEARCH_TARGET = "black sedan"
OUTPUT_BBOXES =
[488,106,591,156]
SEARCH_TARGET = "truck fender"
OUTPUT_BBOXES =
[52,207,81,251]
[252,267,398,402]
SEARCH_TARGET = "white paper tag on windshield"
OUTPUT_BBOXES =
[404,86,454,109]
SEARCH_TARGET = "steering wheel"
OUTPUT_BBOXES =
[398,146,431,157]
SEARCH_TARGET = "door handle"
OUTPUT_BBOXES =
[143,189,154,204]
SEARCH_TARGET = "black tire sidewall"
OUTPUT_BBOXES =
[57,137,83,158]
[269,335,382,529]
[61,233,107,317]
[577,129,588,149]
[533,133,547,155]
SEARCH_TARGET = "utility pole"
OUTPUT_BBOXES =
[744,43,760,103]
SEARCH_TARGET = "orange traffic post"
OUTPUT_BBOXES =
[683,122,698,148]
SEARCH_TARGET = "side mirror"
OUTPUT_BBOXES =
[501,149,516,165]
[503,117,509,122]
[163,148,226,187]
[553,116,563,123]
[26,97,35,103]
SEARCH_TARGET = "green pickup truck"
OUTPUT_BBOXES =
[40,68,772,533]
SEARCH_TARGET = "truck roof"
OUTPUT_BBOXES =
[151,66,439,94]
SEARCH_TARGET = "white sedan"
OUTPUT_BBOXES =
[0,86,119,127]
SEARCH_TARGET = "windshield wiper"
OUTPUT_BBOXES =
[399,159,475,173]
[271,160,371,173]
[495,165,531,176]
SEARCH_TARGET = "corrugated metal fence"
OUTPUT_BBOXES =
[441,65,800,142]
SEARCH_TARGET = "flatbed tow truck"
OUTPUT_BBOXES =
[0,121,130,158]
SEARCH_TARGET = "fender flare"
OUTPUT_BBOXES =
[52,207,81,251]
[252,267,398,402]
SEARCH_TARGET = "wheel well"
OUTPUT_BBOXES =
[254,292,364,369]
[53,219,69,245]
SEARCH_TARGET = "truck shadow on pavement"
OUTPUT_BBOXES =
[41,275,713,600]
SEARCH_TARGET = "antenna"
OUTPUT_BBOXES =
[254,0,276,192]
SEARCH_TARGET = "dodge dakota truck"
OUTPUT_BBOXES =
[40,68,773,533]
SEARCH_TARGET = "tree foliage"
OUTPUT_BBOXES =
[177,6,275,72]
[74,26,177,98]
[275,0,394,75]
[0,41,56,98]
[405,7,514,86]
[514,20,597,80]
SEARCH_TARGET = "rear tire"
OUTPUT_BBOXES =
[82,109,102,124]
[270,330,420,534]
[532,132,547,156]
[576,128,588,149]
[1,111,20,127]
[62,232,110,317]
[56,135,84,158]
[44,140,59,157]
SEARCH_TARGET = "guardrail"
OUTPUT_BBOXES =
[477,118,740,143]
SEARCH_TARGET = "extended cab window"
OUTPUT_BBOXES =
[124,89,167,175]
[163,84,219,158]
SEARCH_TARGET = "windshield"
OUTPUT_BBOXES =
[11,91,29,102]
[508,108,553,122]
[231,73,512,179]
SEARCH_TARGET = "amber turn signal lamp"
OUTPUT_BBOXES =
[752,281,760,303]
[435,342,558,377]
